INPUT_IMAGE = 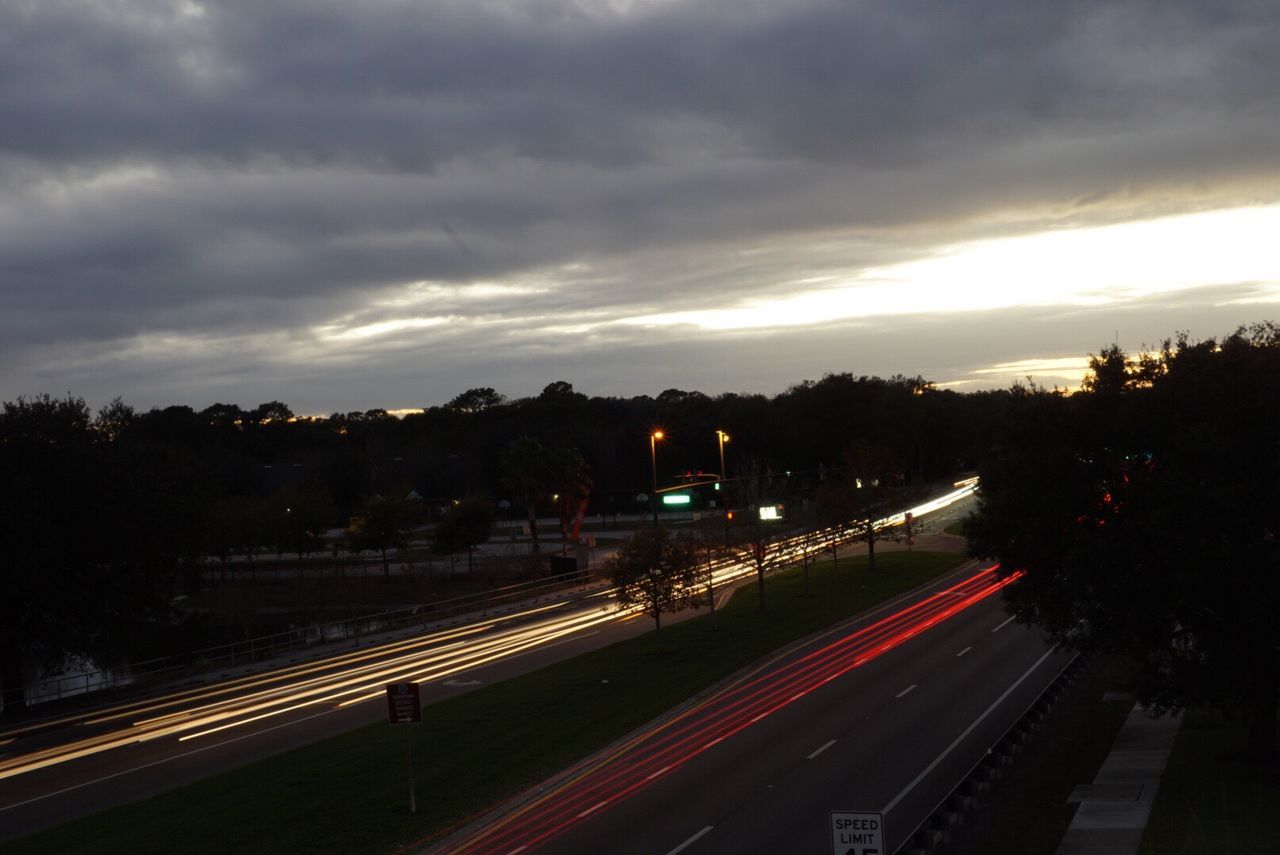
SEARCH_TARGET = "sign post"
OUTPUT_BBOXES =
[386,682,422,814]
[830,811,884,855]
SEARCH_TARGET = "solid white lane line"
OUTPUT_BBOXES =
[957,646,972,657]
[807,739,837,760]
[882,648,1057,815]
[578,800,608,818]
[646,765,671,780]
[666,825,714,855]
[992,616,1016,633]
[896,684,918,698]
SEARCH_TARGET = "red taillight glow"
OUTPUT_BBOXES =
[442,565,1020,855]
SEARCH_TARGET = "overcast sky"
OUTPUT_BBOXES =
[4,0,1280,413]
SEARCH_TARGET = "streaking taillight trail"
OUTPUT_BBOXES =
[443,564,1020,855]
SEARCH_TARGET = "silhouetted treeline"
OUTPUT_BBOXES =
[94,375,997,514]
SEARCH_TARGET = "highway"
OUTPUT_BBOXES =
[0,484,980,845]
[0,589,656,842]
[434,561,1067,855]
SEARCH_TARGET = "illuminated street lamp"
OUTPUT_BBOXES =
[716,430,730,480]
[650,430,664,526]
[716,429,731,545]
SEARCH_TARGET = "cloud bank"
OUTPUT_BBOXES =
[3,0,1279,410]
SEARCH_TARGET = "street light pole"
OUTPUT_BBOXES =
[650,430,664,527]
[716,430,730,480]
[716,430,731,546]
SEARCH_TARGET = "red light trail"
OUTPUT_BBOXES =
[441,564,1020,855]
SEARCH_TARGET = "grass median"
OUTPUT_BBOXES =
[5,550,966,855]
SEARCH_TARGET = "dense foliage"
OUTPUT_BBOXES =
[967,324,1280,759]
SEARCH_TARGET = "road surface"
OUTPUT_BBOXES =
[434,561,1066,854]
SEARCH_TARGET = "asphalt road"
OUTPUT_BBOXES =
[0,593,657,842]
[437,561,1067,855]
[0,484,982,846]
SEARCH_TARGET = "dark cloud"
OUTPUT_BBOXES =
[2,0,1280,409]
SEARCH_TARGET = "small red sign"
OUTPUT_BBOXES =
[386,682,421,725]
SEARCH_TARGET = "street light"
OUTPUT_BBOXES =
[716,430,731,546]
[650,430,664,526]
[716,430,730,480]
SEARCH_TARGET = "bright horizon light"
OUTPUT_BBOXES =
[619,203,1280,332]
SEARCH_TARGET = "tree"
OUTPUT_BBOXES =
[539,380,583,401]
[690,514,729,629]
[728,459,790,610]
[248,401,293,425]
[966,325,1280,760]
[433,496,496,575]
[227,495,271,584]
[1,395,203,716]
[604,525,700,643]
[273,482,337,564]
[95,397,137,442]
[446,387,506,414]
[813,478,855,574]
[204,498,241,585]
[788,505,828,596]
[1,395,95,713]
[502,436,553,555]
[550,447,592,555]
[347,493,413,578]
[840,440,901,571]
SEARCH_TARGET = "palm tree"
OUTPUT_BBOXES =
[551,447,592,555]
[502,436,553,555]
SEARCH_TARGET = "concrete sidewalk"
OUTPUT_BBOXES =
[1056,701,1182,854]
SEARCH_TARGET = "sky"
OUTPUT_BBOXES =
[4,0,1280,414]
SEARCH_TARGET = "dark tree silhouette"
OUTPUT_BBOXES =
[433,496,496,574]
[347,493,413,578]
[967,324,1280,760]
[728,459,790,610]
[502,436,554,555]
[840,440,901,571]
[446,387,506,414]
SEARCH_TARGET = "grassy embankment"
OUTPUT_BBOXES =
[5,551,965,855]
[1140,711,1280,854]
